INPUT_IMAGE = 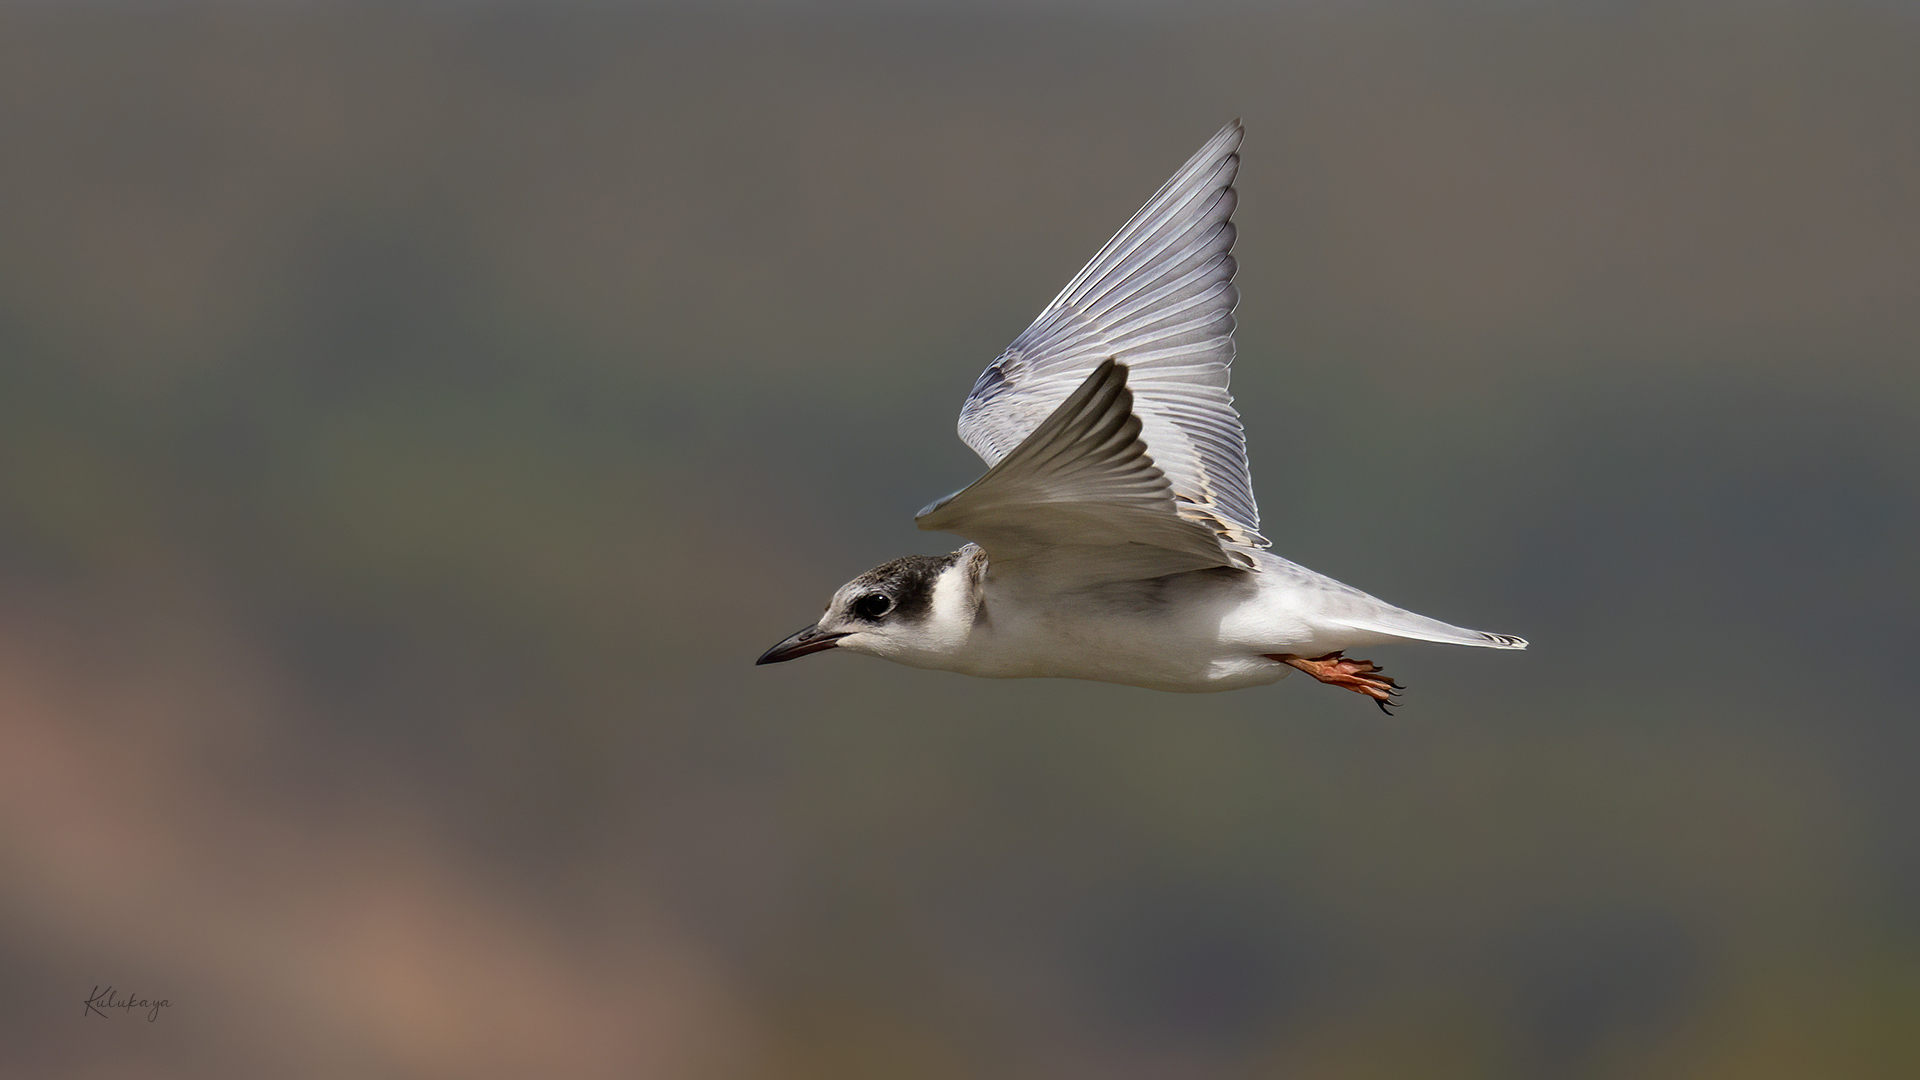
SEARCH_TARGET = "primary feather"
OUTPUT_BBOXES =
[956,121,1263,557]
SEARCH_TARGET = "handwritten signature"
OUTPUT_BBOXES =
[83,985,170,1022]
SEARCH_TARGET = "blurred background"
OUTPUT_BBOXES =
[2,2,1917,1077]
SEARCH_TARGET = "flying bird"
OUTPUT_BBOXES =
[757,122,1525,710]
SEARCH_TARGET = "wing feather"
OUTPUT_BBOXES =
[956,121,1265,557]
[918,360,1249,581]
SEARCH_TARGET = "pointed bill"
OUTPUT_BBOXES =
[756,625,850,665]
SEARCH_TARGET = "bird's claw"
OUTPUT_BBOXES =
[1267,651,1403,712]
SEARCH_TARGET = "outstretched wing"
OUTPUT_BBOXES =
[918,360,1249,583]
[955,120,1266,561]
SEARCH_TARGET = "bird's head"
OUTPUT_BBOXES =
[756,551,970,668]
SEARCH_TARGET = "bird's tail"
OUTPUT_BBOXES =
[1337,610,1528,650]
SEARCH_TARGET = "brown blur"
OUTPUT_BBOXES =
[3,4,1917,1078]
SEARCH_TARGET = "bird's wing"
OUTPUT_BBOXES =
[954,120,1266,564]
[917,359,1248,583]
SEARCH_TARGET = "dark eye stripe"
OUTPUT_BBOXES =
[844,550,957,624]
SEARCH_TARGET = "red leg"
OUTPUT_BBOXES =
[1265,651,1403,713]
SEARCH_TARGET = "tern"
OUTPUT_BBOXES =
[758,121,1525,710]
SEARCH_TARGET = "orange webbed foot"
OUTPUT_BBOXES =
[1265,651,1403,714]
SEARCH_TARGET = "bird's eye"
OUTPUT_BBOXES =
[852,593,893,620]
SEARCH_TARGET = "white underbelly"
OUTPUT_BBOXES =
[944,606,1291,693]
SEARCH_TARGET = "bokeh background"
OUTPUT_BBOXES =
[3,2,1917,1077]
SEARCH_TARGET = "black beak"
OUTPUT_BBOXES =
[756,624,850,665]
